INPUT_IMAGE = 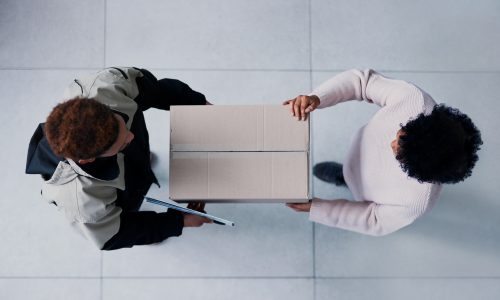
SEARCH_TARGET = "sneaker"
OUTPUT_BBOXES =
[313,161,346,186]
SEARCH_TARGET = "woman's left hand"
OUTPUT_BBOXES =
[286,201,312,212]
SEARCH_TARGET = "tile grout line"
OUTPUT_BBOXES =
[100,252,104,300]
[316,276,500,280]
[308,0,313,76]
[1,67,500,74]
[0,276,316,280]
[308,1,316,300]
[100,2,106,300]
[2,276,500,279]
[103,0,107,69]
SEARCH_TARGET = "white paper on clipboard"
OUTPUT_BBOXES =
[145,197,235,226]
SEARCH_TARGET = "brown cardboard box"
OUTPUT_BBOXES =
[169,105,310,202]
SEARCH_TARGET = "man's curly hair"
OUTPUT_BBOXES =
[45,98,119,160]
[396,104,482,184]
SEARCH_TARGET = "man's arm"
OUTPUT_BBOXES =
[134,68,207,111]
[100,209,184,250]
[71,183,210,250]
[100,202,212,250]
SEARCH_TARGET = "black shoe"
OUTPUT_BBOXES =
[313,161,346,186]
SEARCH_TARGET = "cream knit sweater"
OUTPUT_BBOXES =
[309,69,442,236]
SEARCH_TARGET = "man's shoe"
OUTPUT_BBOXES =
[313,161,346,186]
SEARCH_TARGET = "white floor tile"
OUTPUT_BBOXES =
[151,70,312,105]
[311,0,500,71]
[0,70,101,276]
[0,279,100,300]
[103,278,313,300]
[0,0,104,68]
[103,202,313,277]
[316,278,500,300]
[106,0,310,69]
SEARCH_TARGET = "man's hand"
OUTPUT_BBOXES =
[283,95,320,121]
[183,214,212,227]
[183,202,212,227]
[286,201,312,212]
[187,202,206,212]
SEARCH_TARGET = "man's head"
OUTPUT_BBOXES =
[45,98,134,163]
[392,104,482,184]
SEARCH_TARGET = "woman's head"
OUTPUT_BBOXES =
[395,104,482,184]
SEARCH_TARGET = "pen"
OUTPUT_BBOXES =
[145,197,235,226]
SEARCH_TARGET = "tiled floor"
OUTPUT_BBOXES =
[1,0,499,299]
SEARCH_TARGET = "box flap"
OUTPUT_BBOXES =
[171,105,309,152]
[170,152,309,201]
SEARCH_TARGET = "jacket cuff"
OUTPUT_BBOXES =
[163,209,184,237]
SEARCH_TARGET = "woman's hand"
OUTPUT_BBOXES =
[286,201,312,212]
[283,95,320,121]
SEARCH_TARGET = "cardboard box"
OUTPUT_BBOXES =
[169,105,310,202]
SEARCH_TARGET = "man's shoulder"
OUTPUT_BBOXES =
[43,158,124,218]
[63,67,143,103]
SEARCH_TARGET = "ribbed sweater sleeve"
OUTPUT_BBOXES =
[310,69,421,108]
[309,199,414,236]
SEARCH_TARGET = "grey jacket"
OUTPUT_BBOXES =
[26,67,207,249]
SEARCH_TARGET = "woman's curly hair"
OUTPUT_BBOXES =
[45,98,119,160]
[396,104,482,184]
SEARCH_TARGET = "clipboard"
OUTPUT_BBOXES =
[145,197,235,227]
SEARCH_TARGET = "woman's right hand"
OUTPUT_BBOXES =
[282,95,320,121]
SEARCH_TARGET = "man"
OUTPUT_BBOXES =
[26,67,212,250]
[285,69,482,236]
